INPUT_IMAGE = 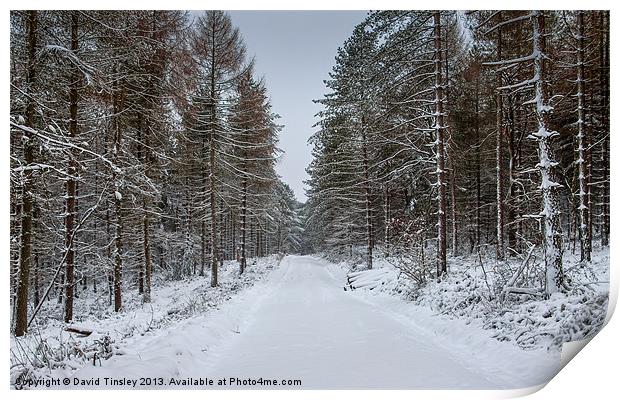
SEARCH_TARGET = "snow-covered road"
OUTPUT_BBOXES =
[202,255,497,388]
[69,255,560,389]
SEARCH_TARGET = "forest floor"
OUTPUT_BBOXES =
[11,254,597,389]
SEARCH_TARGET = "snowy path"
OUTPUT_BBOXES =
[69,255,560,389]
[201,255,499,389]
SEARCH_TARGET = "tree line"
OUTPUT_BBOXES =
[10,10,302,337]
[305,11,609,294]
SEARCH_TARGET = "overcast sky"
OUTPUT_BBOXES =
[227,11,368,202]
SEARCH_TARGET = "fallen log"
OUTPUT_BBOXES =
[65,326,93,337]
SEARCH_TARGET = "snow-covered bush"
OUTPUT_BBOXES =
[385,217,433,286]
[349,244,610,351]
[404,246,610,350]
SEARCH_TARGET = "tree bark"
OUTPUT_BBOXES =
[532,11,564,295]
[449,147,457,256]
[576,11,591,262]
[434,11,447,279]
[207,16,220,286]
[384,185,390,257]
[64,11,79,322]
[143,197,152,302]
[14,10,38,337]
[112,65,124,312]
[475,75,481,251]
[361,117,373,270]
[600,11,610,247]
[495,16,505,261]
[239,173,247,274]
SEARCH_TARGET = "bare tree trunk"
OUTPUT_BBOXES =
[255,219,261,257]
[448,147,457,256]
[600,11,610,247]
[142,113,152,301]
[384,185,390,257]
[14,10,38,337]
[32,201,40,306]
[219,206,224,266]
[105,202,112,306]
[576,11,591,262]
[532,11,564,295]
[495,18,505,261]
[444,29,457,258]
[112,65,124,312]
[475,76,481,251]
[64,11,79,322]
[434,11,447,279]
[507,97,518,251]
[361,117,373,270]
[209,105,219,287]
[113,190,122,311]
[143,197,152,302]
[200,139,207,276]
[239,174,247,274]
[231,208,236,260]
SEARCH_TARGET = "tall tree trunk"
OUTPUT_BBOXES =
[14,10,38,337]
[64,11,79,322]
[434,11,447,279]
[495,17,505,261]
[448,147,457,256]
[507,97,518,251]
[200,218,206,276]
[444,29,457,258]
[143,197,152,302]
[600,11,610,246]
[475,76,481,251]
[576,11,591,262]
[219,206,224,265]
[106,202,112,306]
[532,11,564,295]
[239,174,247,274]
[33,252,40,307]
[361,117,373,270]
[209,92,219,286]
[112,66,124,312]
[200,138,207,276]
[231,208,237,260]
[113,188,122,311]
[384,185,390,257]
[137,115,145,292]
[142,116,152,301]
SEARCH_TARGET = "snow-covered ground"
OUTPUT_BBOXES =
[336,245,609,352]
[10,255,281,389]
[11,254,592,389]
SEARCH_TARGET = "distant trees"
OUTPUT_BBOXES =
[10,10,300,337]
[311,23,381,270]
[306,10,610,296]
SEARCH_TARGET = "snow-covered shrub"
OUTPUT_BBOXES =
[486,291,609,349]
[385,217,433,286]
[393,246,609,350]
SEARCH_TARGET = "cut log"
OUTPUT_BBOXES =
[65,326,93,336]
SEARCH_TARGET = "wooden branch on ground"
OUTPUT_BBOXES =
[65,326,93,336]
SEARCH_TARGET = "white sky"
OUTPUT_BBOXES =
[227,11,368,202]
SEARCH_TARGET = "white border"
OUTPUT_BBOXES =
[2,1,618,399]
